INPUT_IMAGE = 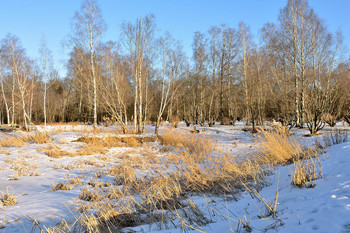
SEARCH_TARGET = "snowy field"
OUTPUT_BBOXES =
[0,122,349,232]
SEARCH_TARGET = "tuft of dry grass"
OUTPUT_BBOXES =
[159,128,213,161]
[39,144,73,158]
[0,189,17,206]
[142,174,183,210]
[52,182,72,191]
[256,126,303,165]
[77,143,108,156]
[70,177,83,185]
[79,187,103,202]
[27,133,51,144]
[106,186,125,200]
[0,136,27,147]
[75,135,155,147]
[0,132,51,147]
[110,162,137,187]
[0,150,11,155]
[292,151,323,188]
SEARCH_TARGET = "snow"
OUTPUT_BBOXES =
[0,123,349,232]
[185,142,350,233]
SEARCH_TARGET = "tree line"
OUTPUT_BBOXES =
[0,0,349,134]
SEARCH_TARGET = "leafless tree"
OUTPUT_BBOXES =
[71,0,106,127]
[121,15,155,133]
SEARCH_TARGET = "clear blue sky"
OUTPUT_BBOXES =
[0,0,348,77]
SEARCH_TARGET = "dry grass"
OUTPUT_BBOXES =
[0,132,51,147]
[19,125,329,232]
[0,136,27,147]
[74,135,155,156]
[77,143,108,156]
[292,151,323,188]
[159,128,213,161]
[110,162,137,186]
[256,126,304,165]
[0,189,17,206]
[52,182,72,191]
[106,186,125,200]
[70,176,83,185]
[5,157,40,180]
[39,144,73,158]
[75,135,155,147]
[27,133,51,144]
[0,150,11,155]
[40,121,84,126]
[142,174,183,210]
[79,187,103,202]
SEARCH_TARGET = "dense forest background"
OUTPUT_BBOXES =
[0,0,349,134]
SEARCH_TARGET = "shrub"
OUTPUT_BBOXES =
[315,129,348,149]
[324,113,337,127]
[221,117,232,125]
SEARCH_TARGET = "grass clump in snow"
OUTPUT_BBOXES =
[40,144,73,158]
[27,132,51,144]
[0,136,27,147]
[256,126,304,165]
[79,187,102,202]
[0,189,17,206]
[52,182,72,191]
[70,176,83,185]
[292,151,323,188]
[0,133,51,148]
[158,128,213,160]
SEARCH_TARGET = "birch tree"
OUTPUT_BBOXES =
[71,0,106,127]
[39,36,53,128]
[121,15,155,133]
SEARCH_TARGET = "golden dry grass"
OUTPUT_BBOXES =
[0,189,17,206]
[0,132,51,147]
[77,143,108,156]
[256,126,304,165]
[23,125,327,232]
[159,128,213,161]
[79,187,103,202]
[39,144,73,158]
[292,151,323,188]
[70,176,83,185]
[27,133,51,144]
[52,182,72,191]
[0,136,27,147]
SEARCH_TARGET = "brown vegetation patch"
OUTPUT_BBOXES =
[74,135,156,148]
[292,151,323,188]
[158,128,213,160]
[256,126,305,165]
[39,144,74,158]
[27,133,52,144]
[0,190,17,206]
[79,188,103,202]
[52,182,72,191]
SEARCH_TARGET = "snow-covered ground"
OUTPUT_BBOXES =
[0,122,349,232]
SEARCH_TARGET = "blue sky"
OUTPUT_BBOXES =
[0,0,348,76]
